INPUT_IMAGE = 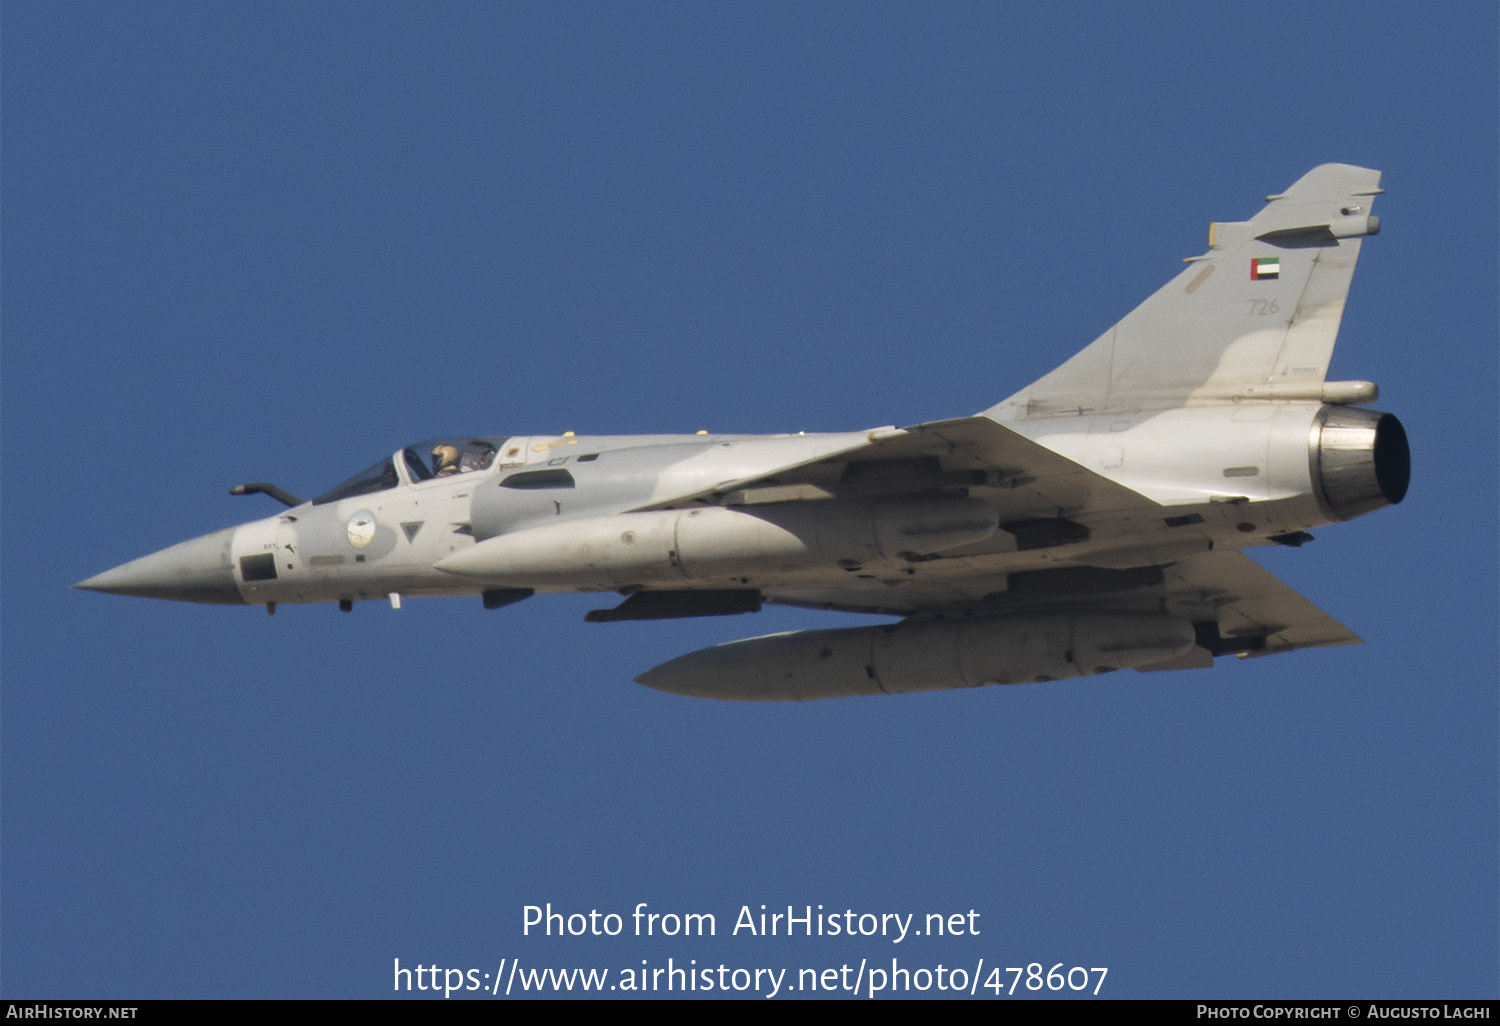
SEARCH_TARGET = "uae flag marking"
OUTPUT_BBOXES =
[1251,256,1280,281]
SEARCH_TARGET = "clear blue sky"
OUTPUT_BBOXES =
[4,1,1495,999]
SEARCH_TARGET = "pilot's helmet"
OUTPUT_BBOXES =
[432,445,461,475]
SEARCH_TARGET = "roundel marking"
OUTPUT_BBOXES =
[347,510,377,548]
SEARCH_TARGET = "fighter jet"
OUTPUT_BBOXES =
[77,164,1408,701]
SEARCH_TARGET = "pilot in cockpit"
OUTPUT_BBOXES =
[432,444,462,477]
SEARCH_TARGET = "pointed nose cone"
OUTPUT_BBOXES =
[74,526,246,605]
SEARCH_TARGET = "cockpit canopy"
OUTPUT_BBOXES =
[312,437,505,505]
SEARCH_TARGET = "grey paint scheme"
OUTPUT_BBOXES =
[76,165,1409,700]
[77,526,244,605]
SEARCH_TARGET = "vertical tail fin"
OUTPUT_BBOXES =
[988,164,1383,420]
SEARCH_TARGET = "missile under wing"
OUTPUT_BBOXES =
[76,164,1409,700]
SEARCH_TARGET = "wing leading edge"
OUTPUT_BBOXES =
[627,415,1162,518]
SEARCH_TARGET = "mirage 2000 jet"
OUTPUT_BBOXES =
[77,164,1408,701]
